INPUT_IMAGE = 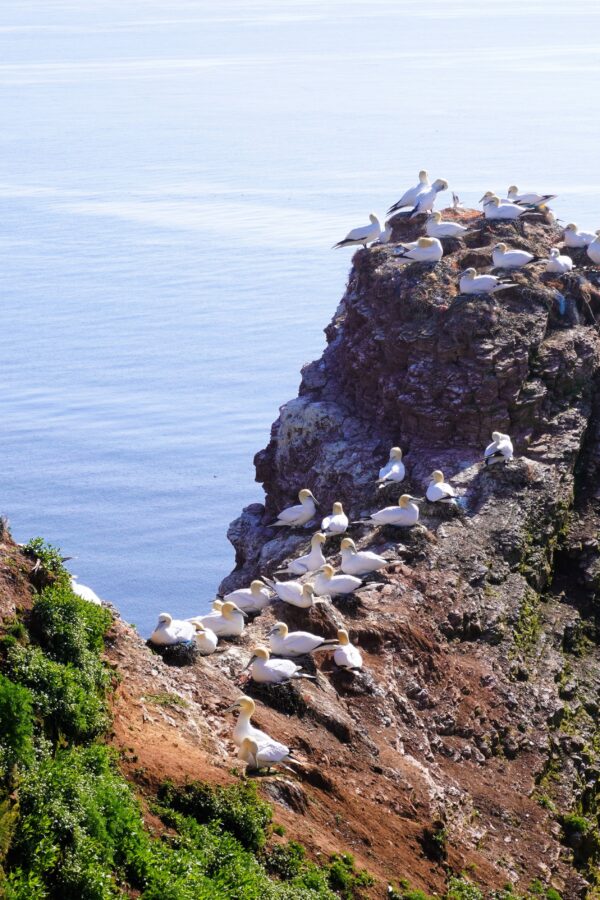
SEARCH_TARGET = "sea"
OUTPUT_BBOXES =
[1,0,599,635]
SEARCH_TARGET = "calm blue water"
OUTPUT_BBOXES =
[1,0,599,635]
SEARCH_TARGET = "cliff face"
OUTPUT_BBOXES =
[215,210,600,895]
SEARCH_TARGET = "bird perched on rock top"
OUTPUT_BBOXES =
[246,647,315,684]
[545,248,574,274]
[459,268,517,295]
[263,577,327,610]
[321,502,349,534]
[480,191,514,208]
[426,470,456,504]
[563,223,596,248]
[270,489,319,528]
[314,563,363,597]
[150,613,197,646]
[193,622,218,655]
[387,169,430,214]
[409,179,449,217]
[276,531,327,575]
[378,446,406,486]
[587,231,600,265]
[484,431,514,465]
[340,537,387,576]
[506,186,556,208]
[223,579,271,614]
[239,736,294,773]
[334,629,363,670]
[484,196,529,220]
[191,601,246,637]
[492,242,538,269]
[367,494,420,527]
[394,236,443,264]
[268,621,339,657]
[333,214,382,249]
[425,211,475,239]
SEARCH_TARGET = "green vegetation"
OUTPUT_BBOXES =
[390,876,562,900]
[512,587,542,654]
[0,537,374,898]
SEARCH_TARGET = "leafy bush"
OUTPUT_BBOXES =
[31,581,112,666]
[446,876,484,900]
[22,538,66,578]
[0,675,35,780]
[326,853,373,898]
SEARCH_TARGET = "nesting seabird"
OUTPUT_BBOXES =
[484,431,514,466]
[333,213,383,249]
[409,179,449,217]
[378,446,406,486]
[334,629,363,670]
[484,197,529,221]
[246,647,315,684]
[321,502,349,534]
[394,236,443,264]
[193,622,218,655]
[387,170,430,214]
[506,186,556,207]
[192,600,246,637]
[367,494,420,526]
[150,612,197,646]
[545,248,574,274]
[270,489,319,527]
[425,211,475,239]
[587,231,600,265]
[268,621,339,657]
[314,563,363,597]
[426,470,456,504]
[276,532,327,575]
[492,242,538,269]
[224,695,272,748]
[563,223,596,248]
[223,579,271,613]
[459,268,517,295]
[340,537,387,576]
[263,577,326,610]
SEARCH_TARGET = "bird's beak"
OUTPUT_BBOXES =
[241,656,255,672]
[479,195,486,203]
[223,702,239,714]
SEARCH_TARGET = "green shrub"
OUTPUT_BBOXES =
[31,582,112,666]
[0,675,35,779]
[446,876,484,900]
[326,853,373,898]
[22,538,66,578]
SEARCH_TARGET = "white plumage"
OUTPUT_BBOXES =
[313,564,363,597]
[387,170,430,214]
[333,214,382,249]
[492,243,536,269]
[277,532,327,575]
[248,647,313,684]
[193,623,218,655]
[321,502,349,534]
[150,612,196,646]
[545,248,573,274]
[459,268,517,295]
[340,538,387,576]
[368,494,419,526]
[70,576,102,606]
[395,236,443,264]
[334,629,363,670]
[484,197,528,221]
[506,186,556,207]
[239,737,292,771]
[587,232,600,265]
[378,447,405,485]
[271,489,318,528]
[192,601,246,637]
[426,211,473,239]
[263,578,323,610]
[223,580,271,613]
[224,696,272,748]
[409,179,449,217]
[563,224,596,248]
[484,431,514,466]
[426,470,456,504]
[268,622,339,657]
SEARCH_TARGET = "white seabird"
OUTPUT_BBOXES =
[340,537,387,576]
[150,612,196,646]
[193,622,218,655]
[70,576,102,606]
[321,501,349,534]
[387,169,430,214]
[480,191,514,208]
[506,186,556,207]
[484,196,529,221]
[247,647,315,684]
[334,629,363,670]
[271,489,319,528]
[374,222,393,245]
[545,248,574,274]
[492,242,537,269]
[192,600,246,638]
[263,578,327,610]
[276,532,327,575]
[378,446,406,486]
[239,736,293,772]
[268,621,339,657]
[426,470,456,504]
[367,494,420,527]
[314,563,363,597]
[223,695,272,748]
[563,223,596,248]
[587,231,600,265]
[426,211,475,239]
[223,579,271,613]
[459,268,517,295]
[410,179,449,217]
[484,431,514,466]
[394,236,443,264]
[333,213,382,249]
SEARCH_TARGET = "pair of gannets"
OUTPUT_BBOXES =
[426,211,475,239]
[333,214,384,250]
[150,613,218,655]
[225,696,292,771]
[192,600,246,637]
[483,196,529,221]
[378,446,405,486]
[546,248,574,274]
[459,269,517,295]
[271,489,318,527]
[223,579,271,613]
[563,224,596,248]
[484,431,514,465]
[387,169,430,214]
[268,621,339,657]
[394,236,443,264]
[409,179,449,218]
[70,576,102,606]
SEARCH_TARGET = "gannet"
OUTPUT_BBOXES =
[587,231,600,265]
[334,629,363,670]
[271,489,319,527]
[426,470,456,504]
[480,191,514,207]
[484,431,514,465]
[70,576,102,606]
[268,621,339,657]
[263,578,327,610]
[193,600,246,637]
[333,214,382,249]
[410,179,449,217]
[459,268,517,295]
[378,447,405,486]
[374,222,393,245]
[545,248,574,274]
[276,532,327,575]
[223,695,271,748]
[321,502,349,534]
[193,622,218,655]
[507,186,556,207]
[247,647,315,684]
[492,242,537,269]
[193,598,223,621]
[367,494,419,526]
[314,563,363,597]
[484,197,528,221]
[387,169,430,214]
[223,579,271,613]
[239,736,293,772]
[426,211,474,239]
[340,537,387,576]
[394,236,443,264]
[150,612,196,646]
[563,223,596,248]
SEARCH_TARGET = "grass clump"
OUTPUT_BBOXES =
[0,675,35,783]
[512,588,542,654]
